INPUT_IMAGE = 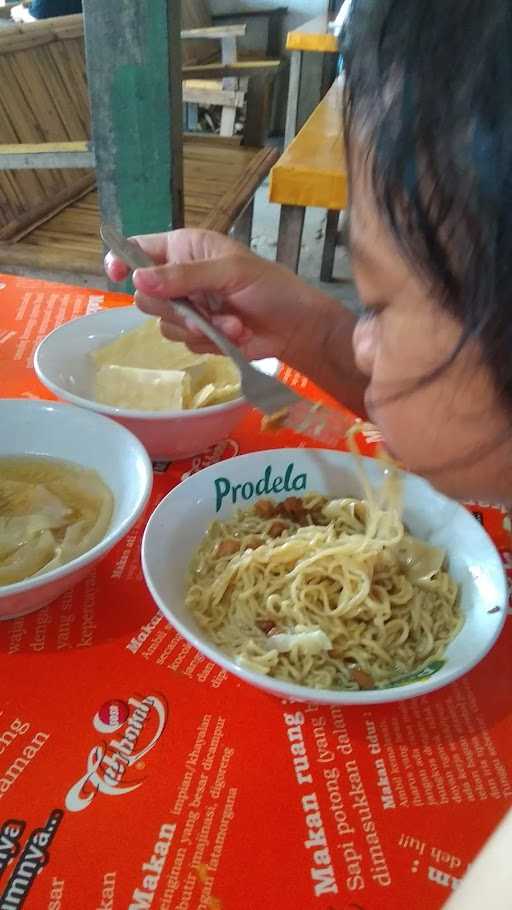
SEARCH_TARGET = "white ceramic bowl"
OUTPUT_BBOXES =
[142,448,507,705]
[0,399,153,620]
[34,306,278,461]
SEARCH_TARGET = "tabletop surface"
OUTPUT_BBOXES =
[270,75,347,210]
[286,13,340,53]
[0,273,511,909]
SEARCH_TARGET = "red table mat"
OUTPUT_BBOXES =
[0,274,511,910]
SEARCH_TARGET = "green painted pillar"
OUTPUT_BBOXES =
[82,0,184,290]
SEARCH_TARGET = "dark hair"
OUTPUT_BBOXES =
[341,0,512,406]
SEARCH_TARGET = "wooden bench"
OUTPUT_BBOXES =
[0,15,279,282]
[284,13,340,145]
[269,75,347,281]
[0,137,276,277]
[181,5,287,139]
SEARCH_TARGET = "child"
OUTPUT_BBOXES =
[106,3,512,900]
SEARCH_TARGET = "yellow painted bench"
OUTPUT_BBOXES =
[284,13,340,145]
[269,76,347,280]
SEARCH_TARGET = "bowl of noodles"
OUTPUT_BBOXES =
[141,447,507,704]
[0,399,152,620]
[34,306,279,460]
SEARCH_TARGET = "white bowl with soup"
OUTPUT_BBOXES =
[141,448,507,705]
[0,399,152,620]
[34,306,279,460]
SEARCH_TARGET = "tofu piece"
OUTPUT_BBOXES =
[190,379,240,409]
[95,364,188,411]
[92,317,241,408]
[93,319,203,371]
[268,628,332,655]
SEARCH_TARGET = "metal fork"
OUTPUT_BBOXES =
[101,223,353,445]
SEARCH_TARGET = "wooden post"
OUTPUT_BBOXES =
[320,209,340,282]
[244,75,271,147]
[82,0,184,287]
[276,205,305,273]
[220,34,238,137]
[231,198,254,247]
[284,50,302,146]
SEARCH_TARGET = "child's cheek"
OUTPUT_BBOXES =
[369,399,426,471]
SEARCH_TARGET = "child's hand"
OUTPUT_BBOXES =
[105,228,324,367]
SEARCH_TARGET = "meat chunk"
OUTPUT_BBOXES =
[269,520,288,538]
[254,499,277,519]
[279,497,305,516]
[215,538,240,557]
[349,668,374,690]
[277,496,308,523]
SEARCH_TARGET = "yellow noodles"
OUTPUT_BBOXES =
[186,488,461,691]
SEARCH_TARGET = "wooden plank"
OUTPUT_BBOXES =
[201,145,278,232]
[0,173,95,241]
[276,204,305,272]
[270,76,348,211]
[284,50,302,145]
[214,7,288,20]
[183,132,242,148]
[0,14,83,43]
[183,59,281,80]
[320,209,340,282]
[182,87,245,107]
[244,74,271,147]
[219,107,237,137]
[0,142,94,169]
[0,141,88,154]
[183,78,224,90]
[82,0,184,253]
[231,197,254,246]
[0,240,102,273]
[0,33,53,53]
[286,14,339,53]
[181,25,245,40]
[220,33,238,137]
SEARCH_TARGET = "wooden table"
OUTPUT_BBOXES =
[270,76,347,281]
[284,12,340,146]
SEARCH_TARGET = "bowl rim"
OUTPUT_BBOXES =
[33,305,278,421]
[0,398,153,597]
[141,447,508,705]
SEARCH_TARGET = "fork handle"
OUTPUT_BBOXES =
[101,224,248,369]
